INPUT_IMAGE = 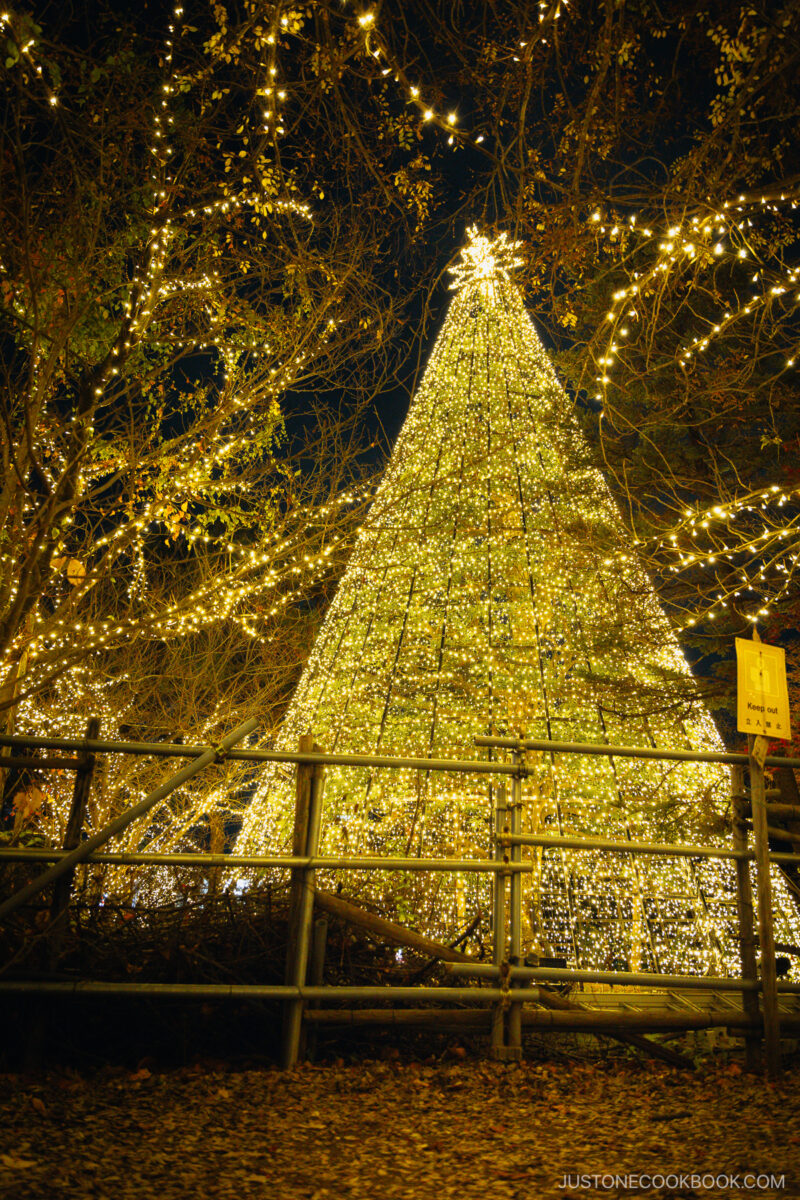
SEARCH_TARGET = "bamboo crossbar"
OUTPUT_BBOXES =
[475,733,800,770]
[506,831,745,860]
[0,756,81,770]
[0,849,532,872]
[3,725,797,778]
[303,1008,800,1033]
[0,732,524,776]
[8,725,800,773]
[8,845,800,870]
[447,961,800,993]
[0,981,508,1002]
[5,980,799,1038]
[306,1008,494,1026]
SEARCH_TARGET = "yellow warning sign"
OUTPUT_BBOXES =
[735,638,791,740]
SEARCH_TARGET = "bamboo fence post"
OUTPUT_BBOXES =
[491,784,508,1058]
[285,734,314,980]
[304,916,329,1062]
[24,719,100,1069]
[749,737,781,1076]
[48,717,101,952]
[507,765,523,1058]
[731,763,761,1071]
[282,742,325,1069]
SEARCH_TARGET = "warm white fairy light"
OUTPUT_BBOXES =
[448,226,524,300]
[0,10,60,107]
[641,485,800,629]
[347,3,493,153]
[588,189,800,622]
[592,189,800,395]
[237,228,800,972]
[0,2,369,796]
[10,666,242,903]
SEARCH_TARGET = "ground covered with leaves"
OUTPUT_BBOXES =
[0,1054,798,1200]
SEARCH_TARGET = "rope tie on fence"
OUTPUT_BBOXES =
[499,960,512,1010]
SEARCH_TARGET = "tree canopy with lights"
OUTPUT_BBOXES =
[0,1,436,865]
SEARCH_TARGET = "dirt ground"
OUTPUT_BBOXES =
[0,1054,798,1200]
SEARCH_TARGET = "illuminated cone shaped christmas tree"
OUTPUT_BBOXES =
[238,229,800,973]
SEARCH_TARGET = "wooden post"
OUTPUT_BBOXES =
[491,785,509,1058]
[285,733,314,972]
[27,718,99,1067]
[730,763,761,1071]
[304,916,329,1062]
[507,776,523,1058]
[282,738,324,1069]
[749,737,781,1076]
[48,718,100,954]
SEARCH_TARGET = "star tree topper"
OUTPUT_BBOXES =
[448,226,524,298]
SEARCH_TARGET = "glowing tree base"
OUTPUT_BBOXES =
[237,229,800,973]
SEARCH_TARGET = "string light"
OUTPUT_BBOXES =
[0,1,382,822]
[237,229,800,971]
[593,189,799,390]
[348,4,490,153]
[0,10,60,106]
[10,665,243,901]
[588,189,800,621]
